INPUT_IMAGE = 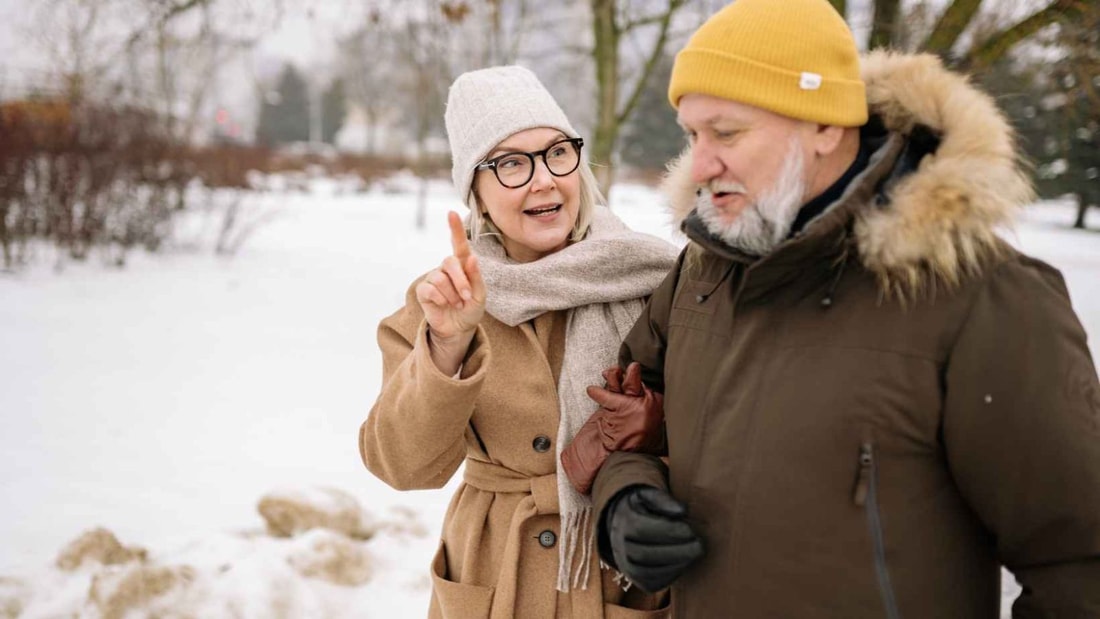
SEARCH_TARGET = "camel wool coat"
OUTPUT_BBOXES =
[361,279,669,619]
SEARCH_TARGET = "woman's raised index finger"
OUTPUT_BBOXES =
[448,211,471,260]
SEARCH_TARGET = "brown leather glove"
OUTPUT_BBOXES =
[561,362,665,495]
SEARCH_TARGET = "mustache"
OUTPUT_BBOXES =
[695,181,749,198]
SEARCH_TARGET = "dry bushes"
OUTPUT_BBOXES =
[0,97,444,271]
[0,100,287,270]
[0,99,192,268]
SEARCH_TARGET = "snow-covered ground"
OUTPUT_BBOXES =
[0,178,1097,617]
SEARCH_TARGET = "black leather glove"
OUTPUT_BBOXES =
[602,485,704,593]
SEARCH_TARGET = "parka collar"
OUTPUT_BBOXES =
[664,51,1033,300]
[681,131,907,303]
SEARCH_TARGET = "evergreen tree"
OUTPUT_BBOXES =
[255,63,310,146]
[321,79,346,145]
[988,16,1099,229]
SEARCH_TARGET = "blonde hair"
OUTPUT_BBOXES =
[466,160,604,244]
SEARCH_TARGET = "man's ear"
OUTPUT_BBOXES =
[812,124,845,157]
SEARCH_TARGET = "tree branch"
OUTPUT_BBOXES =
[158,0,210,23]
[126,0,210,50]
[620,1,684,33]
[923,0,983,55]
[616,1,682,126]
[964,0,1097,69]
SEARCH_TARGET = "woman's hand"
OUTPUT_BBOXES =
[416,212,487,374]
[561,363,666,495]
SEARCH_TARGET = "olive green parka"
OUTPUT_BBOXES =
[593,51,1100,619]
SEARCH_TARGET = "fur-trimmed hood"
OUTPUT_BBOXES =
[662,50,1034,295]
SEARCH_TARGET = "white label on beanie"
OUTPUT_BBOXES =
[800,72,822,91]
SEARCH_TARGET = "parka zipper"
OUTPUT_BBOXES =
[852,442,902,619]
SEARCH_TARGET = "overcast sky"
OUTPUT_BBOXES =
[0,0,366,86]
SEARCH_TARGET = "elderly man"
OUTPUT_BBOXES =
[561,0,1100,616]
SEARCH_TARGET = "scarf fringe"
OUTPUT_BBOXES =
[556,510,638,593]
[556,508,594,592]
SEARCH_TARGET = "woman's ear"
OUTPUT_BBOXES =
[474,192,490,219]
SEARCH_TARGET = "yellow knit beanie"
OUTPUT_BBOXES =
[669,0,867,127]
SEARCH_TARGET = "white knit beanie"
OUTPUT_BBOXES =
[445,65,580,202]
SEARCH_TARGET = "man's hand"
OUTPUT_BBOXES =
[604,485,704,593]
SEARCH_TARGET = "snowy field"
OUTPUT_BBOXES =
[1,176,1097,617]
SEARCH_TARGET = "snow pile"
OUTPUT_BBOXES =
[55,528,148,571]
[1,488,430,618]
[258,487,376,540]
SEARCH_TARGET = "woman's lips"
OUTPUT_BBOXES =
[523,204,562,217]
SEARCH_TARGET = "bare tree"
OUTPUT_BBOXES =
[868,0,902,49]
[27,0,129,102]
[856,0,1100,71]
[339,7,403,156]
[388,1,461,229]
[958,0,1098,69]
[589,0,688,195]
[24,0,282,135]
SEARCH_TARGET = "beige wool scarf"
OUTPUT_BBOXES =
[472,206,678,592]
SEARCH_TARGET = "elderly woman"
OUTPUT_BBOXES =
[360,65,677,618]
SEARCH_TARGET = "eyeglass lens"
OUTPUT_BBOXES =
[495,140,580,188]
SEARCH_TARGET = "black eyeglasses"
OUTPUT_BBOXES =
[475,138,584,189]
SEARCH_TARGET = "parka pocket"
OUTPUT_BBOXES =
[672,280,720,315]
[669,280,724,333]
[603,602,672,619]
[429,539,494,619]
[851,439,902,619]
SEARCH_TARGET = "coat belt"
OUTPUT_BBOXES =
[463,459,559,515]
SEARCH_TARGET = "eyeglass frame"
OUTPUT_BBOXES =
[474,137,585,189]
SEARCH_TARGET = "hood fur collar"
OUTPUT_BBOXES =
[662,51,1034,296]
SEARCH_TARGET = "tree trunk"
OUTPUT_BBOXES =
[1074,199,1089,229]
[589,0,684,197]
[869,0,901,49]
[415,118,428,230]
[591,0,620,196]
[416,172,428,231]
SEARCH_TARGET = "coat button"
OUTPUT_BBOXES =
[538,530,557,548]
[532,435,551,453]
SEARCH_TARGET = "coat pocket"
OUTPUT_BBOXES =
[669,280,724,333]
[429,539,495,619]
[851,439,902,619]
[603,602,672,619]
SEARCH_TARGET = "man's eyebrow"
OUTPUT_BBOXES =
[486,132,567,159]
[705,116,748,129]
[678,116,743,131]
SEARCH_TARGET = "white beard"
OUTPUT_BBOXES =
[695,138,807,256]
